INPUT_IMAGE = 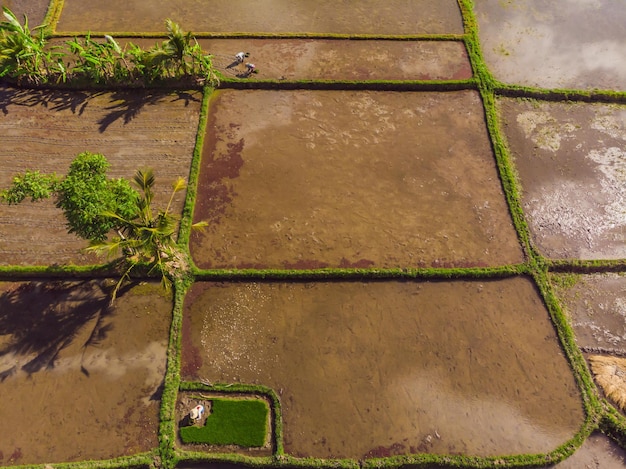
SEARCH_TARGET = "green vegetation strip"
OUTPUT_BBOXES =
[180,398,269,446]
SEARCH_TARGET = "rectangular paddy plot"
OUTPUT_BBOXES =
[191,90,523,270]
[56,0,463,35]
[202,39,472,82]
[0,86,202,266]
[0,281,172,465]
[498,97,626,260]
[475,0,626,91]
[181,277,584,459]
[550,272,626,355]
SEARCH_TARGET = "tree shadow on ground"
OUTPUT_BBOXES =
[0,84,94,116]
[0,279,132,380]
[98,90,202,132]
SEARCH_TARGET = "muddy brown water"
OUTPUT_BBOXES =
[0,86,201,266]
[475,0,626,91]
[497,97,626,260]
[0,280,172,466]
[550,272,626,356]
[550,432,626,468]
[56,0,463,35]
[182,277,584,459]
[191,89,523,270]
[189,39,471,82]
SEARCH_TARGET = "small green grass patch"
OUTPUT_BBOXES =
[180,398,269,447]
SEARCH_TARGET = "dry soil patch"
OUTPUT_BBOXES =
[0,86,201,266]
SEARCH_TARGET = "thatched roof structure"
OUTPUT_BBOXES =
[589,355,626,411]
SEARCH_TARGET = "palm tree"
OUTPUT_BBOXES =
[86,169,206,301]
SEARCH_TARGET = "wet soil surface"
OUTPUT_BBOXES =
[191,89,523,270]
[550,272,626,355]
[497,97,626,260]
[56,0,463,35]
[550,432,626,468]
[202,39,471,82]
[0,280,172,466]
[0,86,201,266]
[182,277,584,460]
[475,0,626,91]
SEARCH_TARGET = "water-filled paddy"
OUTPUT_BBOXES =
[182,277,584,459]
[56,0,463,35]
[497,97,626,260]
[475,0,626,91]
[191,89,523,270]
[0,281,172,465]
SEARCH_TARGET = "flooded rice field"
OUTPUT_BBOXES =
[2,0,626,467]
[190,89,523,270]
[0,281,172,465]
[497,97,626,260]
[550,273,626,355]
[202,39,472,82]
[475,0,626,91]
[56,0,463,35]
[182,278,583,459]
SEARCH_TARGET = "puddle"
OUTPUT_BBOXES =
[497,97,626,260]
[550,272,626,355]
[191,89,523,269]
[182,277,584,459]
[475,0,626,90]
[0,281,172,466]
[56,0,463,35]
[0,86,202,266]
[550,432,626,468]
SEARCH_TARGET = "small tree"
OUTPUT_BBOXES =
[1,151,204,301]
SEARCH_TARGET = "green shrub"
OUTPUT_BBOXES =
[180,398,269,447]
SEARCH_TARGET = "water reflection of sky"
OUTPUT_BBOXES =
[476,0,626,90]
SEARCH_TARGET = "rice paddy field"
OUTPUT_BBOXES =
[1,1,626,468]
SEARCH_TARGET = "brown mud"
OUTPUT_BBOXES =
[186,39,471,82]
[191,89,523,270]
[0,280,172,466]
[56,0,463,35]
[497,97,626,260]
[182,278,584,459]
[550,272,626,356]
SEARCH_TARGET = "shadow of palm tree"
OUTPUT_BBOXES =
[98,90,201,132]
[0,279,132,380]
[0,84,93,116]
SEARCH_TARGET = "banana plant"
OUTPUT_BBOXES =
[0,7,50,83]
